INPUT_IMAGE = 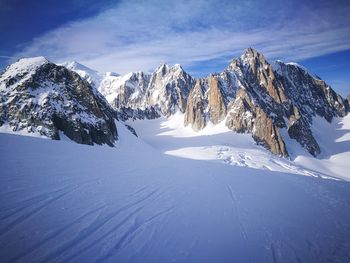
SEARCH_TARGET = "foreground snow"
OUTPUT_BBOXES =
[1,120,350,262]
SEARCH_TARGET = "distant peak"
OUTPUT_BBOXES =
[66,61,80,68]
[63,61,95,72]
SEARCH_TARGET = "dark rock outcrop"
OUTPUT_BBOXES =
[207,76,227,124]
[0,57,118,146]
[184,80,207,131]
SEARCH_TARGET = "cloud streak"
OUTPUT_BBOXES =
[12,0,350,75]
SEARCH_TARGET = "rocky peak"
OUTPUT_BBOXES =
[154,63,171,76]
[227,49,287,105]
[0,58,118,146]
[102,71,150,110]
[240,47,266,68]
[146,63,195,116]
[184,80,207,131]
[183,49,348,157]
[207,75,227,124]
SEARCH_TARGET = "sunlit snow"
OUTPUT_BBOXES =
[1,114,350,262]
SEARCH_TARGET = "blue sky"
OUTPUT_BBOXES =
[1,0,349,96]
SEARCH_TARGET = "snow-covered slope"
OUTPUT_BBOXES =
[129,112,350,180]
[289,114,350,181]
[1,120,350,262]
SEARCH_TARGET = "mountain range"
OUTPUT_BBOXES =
[1,48,350,263]
[0,48,348,157]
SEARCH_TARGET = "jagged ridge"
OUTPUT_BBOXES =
[1,49,347,157]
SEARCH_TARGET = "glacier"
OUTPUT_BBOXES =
[1,115,350,262]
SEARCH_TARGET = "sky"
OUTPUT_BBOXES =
[0,0,349,96]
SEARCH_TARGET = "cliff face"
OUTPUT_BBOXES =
[225,88,288,156]
[183,48,347,157]
[184,80,207,131]
[207,76,227,124]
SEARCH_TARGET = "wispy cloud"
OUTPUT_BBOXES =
[11,0,350,75]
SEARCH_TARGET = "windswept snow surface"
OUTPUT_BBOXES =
[1,118,350,262]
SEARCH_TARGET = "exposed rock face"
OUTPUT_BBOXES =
[253,107,287,156]
[183,48,348,157]
[207,76,227,124]
[0,57,118,146]
[232,48,287,104]
[273,61,347,121]
[75,63,195,119]
[184,80,207,131]
[30,48,347,157]
[106,72,150,110]
[225,90,254,133]
[272,61,347,156]
[287,118,320,156]
[225,88,288,156]
[146,64,194,116]
[116,106,161,121]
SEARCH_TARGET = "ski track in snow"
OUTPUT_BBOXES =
[0,114,350,262]
[226,185,251,262]
[0,185,80,238]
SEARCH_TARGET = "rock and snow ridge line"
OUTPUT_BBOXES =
[0,48,349,158]
[61,48,349,157]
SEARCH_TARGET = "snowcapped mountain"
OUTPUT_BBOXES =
[0,48,348,157]
[0,57,118,145]
[1,50,350,263]
[65,48,346,157]
[66,61,195,120]
[183,48,347,157]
